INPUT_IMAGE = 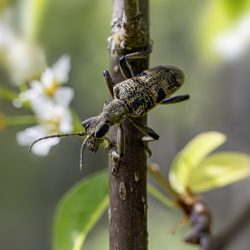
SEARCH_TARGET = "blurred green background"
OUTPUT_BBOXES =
[0,0,250,249]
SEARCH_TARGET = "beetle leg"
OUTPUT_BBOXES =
[111,150,120,175]
[119,51,150,79]
[119,55,134,78]
[161,94,190,104]
[129,118,156,157]
[110,124,125,175]
[129,117,159,141]
[123,51,150,60]
[102,134,120,175]
[103,70,115,98]
[117,124,125,157]
[143,142,152,157]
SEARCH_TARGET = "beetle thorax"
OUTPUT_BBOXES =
[101,99,126,125]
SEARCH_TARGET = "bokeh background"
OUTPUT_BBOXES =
[0,0,250,249]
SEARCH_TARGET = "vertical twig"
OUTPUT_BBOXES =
[108,0,149,249]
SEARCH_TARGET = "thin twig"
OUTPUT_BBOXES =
[207,202,250,250]
[147,162,178,198]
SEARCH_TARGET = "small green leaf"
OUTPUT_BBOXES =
[169,132,226,194]
[187,152,250,193]
[53,170,109,250]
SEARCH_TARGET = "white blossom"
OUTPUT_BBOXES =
[0,9,75,156]
[31,94,74,133]
[17,126,60,156]
[15,55,74,156]
[45,55,71,84]
[13,55,72,107]
[213,13,250,61]
[16,96,74,156]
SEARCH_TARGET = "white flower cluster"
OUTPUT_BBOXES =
[15,56,74,156]
[0,8,75,156]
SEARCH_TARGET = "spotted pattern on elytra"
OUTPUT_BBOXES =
[113,65,184,117]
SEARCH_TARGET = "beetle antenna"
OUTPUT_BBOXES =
[28,131,88,152]
[80,136,88,171]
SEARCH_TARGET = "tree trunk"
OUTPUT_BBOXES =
[108,0,150,249]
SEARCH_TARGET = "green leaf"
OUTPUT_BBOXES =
[220,0,250,20]
[53,170,109,250]
[148,184,176,208]
[169,131,226,194]
[187,152,250,193]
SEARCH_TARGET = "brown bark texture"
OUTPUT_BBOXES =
[108,0,150,250]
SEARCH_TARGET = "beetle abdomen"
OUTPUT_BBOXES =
[113,72,166,117]
[113,65,184,117]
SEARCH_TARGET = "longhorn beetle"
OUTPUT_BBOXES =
[29,51,189,170]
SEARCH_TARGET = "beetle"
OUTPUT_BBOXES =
[29,51,189,169]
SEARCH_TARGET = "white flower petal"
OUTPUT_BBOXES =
[55,87,74,107]
[25,93,53,118]
[52,55,71,84]
[17,125,45,145]
[59,109,73,133]
[6,40,46,85]
[16,125,59,156]
[12,98,23,108]
[41,68,54,87]
[31,138,59,156]
[19,88,39,101]
[30,80,43,87]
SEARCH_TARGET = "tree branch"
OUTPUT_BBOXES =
[124,0,139,23]
[108,1,150,250]
[207,202,250,250]
[182,200,250,250]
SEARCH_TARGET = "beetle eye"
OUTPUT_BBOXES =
[95,122,110,138]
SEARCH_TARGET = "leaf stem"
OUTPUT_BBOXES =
[0,85,18,101]
[148,184,176,208]
[148,162,178,198]
[4,115,37,126]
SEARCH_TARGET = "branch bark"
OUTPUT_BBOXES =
[108,1,150,250]
[183,200,250,250]
[207,202,250,250]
